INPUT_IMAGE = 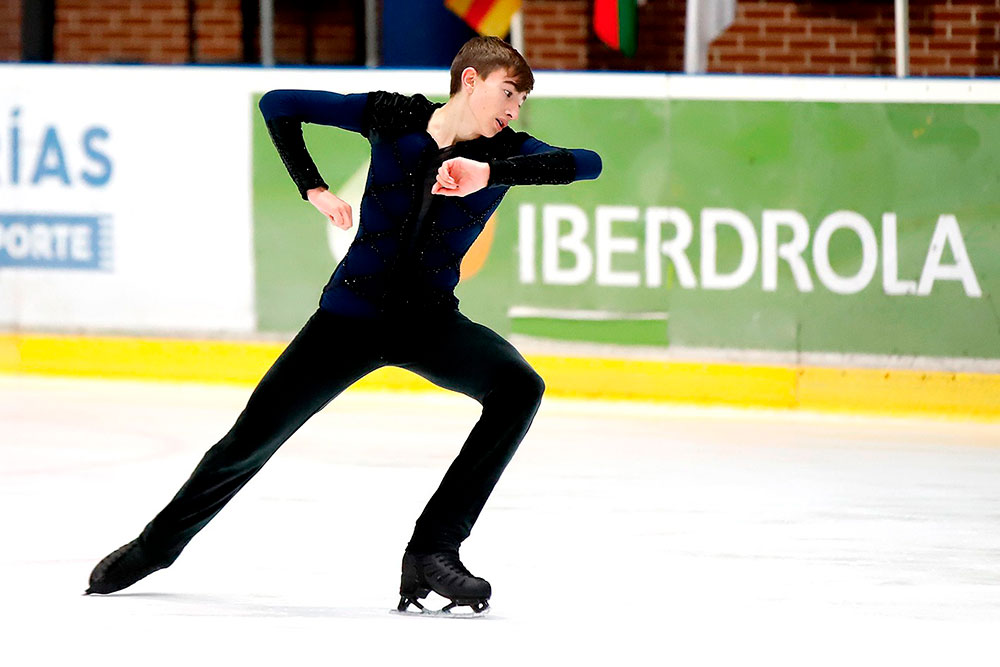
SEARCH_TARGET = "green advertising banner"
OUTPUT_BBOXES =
[252,93,1000,362]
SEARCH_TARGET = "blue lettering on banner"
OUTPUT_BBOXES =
[0,213,113,270]
[32,127,71,185]
[1,107,113,188]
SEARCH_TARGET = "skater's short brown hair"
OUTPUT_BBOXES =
[449,36,534,96]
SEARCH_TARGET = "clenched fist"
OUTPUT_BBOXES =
[432,157,490,197]
[307,187,353,230]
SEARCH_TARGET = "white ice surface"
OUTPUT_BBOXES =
[3,374,1000,666]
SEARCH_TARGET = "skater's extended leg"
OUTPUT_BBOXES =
[87,310,382,594]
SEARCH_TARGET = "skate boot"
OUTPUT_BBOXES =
[397,550,491,615]
[85,538,172,595]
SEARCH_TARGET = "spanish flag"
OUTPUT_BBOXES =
[594,0,638,57]
[446,0,521,37]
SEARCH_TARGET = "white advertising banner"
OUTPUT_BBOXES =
[0,65,448,336]
[0,66,257,334]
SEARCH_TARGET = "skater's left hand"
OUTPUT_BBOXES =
[432,157,489,197]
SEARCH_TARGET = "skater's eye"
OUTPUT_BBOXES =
[504,90,512,98]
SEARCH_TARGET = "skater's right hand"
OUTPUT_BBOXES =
[307,187,353,230]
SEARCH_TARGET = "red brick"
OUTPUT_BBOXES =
[95,29,130,39]
[910,54,949,65]
[806,20,855,36]
[927,39,972,52]
[950,54,997,65]
[711,46,763,61]
[765,52,806,64]
[525,4,557,18]
[0,0,19,60]
[743,37,784,50]
[714,49,764,63]
[810,53,851,65]
[935,10,976,22]
[537,48,585,60]
[729,23,764,36]
[552,1,587,17]
[539,22,587,35]
[786,37,832,51]
[713,35,741,48]
[949,24,986,38]
[527,34,558,45]
[741,7,787,21]
[796,63,834,74]
[832,37,879,51]
[735,62,787,74]
[76,15,116,26]
[913,66,956,76]
[852,53,895,64]
[763,19,812,36]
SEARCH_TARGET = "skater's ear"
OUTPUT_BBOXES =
[459,66,481,95]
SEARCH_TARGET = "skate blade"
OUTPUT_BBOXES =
[390,606,490,619]
[392,596,490,618]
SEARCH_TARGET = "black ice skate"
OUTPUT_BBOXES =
[85,538,172,595]
[396,551,491,616]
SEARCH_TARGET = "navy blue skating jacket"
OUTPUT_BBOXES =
[259,89,602,318]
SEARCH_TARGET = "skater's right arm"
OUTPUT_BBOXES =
[258,90,369,202]
[260,90,372,228]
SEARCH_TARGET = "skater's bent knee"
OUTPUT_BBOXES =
[487,366,544,410]
[523,369,545,405]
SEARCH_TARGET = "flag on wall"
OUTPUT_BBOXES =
[684,0,736,72]
[594,0,638,57]
[446,0,522,37]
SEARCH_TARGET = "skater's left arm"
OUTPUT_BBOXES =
[432,136,601,197]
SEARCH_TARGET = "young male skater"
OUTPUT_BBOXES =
[86,36,601,614]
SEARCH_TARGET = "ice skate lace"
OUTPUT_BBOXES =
[430,552,476,582]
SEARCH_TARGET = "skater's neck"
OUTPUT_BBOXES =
[426,96,480,150]
[426,67,526,149]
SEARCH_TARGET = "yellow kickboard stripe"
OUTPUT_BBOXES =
[1,333,997,419]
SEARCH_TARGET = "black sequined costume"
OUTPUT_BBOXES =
[263,89,601,316]
[93,89,602,585]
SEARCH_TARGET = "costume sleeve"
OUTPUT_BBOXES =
[487,135,603,187]
[258,89,369,200]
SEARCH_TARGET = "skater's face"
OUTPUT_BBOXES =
[463,67,527,137]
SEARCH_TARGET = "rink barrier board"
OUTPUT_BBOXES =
[1,333,997,420]
[3,67,1000,370]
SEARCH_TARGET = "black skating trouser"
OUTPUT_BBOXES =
[137,308,544,562]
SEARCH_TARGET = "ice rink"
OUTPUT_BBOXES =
[4,373,1000,666]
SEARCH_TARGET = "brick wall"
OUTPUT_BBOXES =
[710,0,1000,76]
[5,0,999,75]
[272,2,358,65]
[523,0,588,69]
[523,0,1000,77]
[54,0,201,64]
[194,0,242,62]
[0,0,20,61]
[521,0,696,73]
[47,0,358,65]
